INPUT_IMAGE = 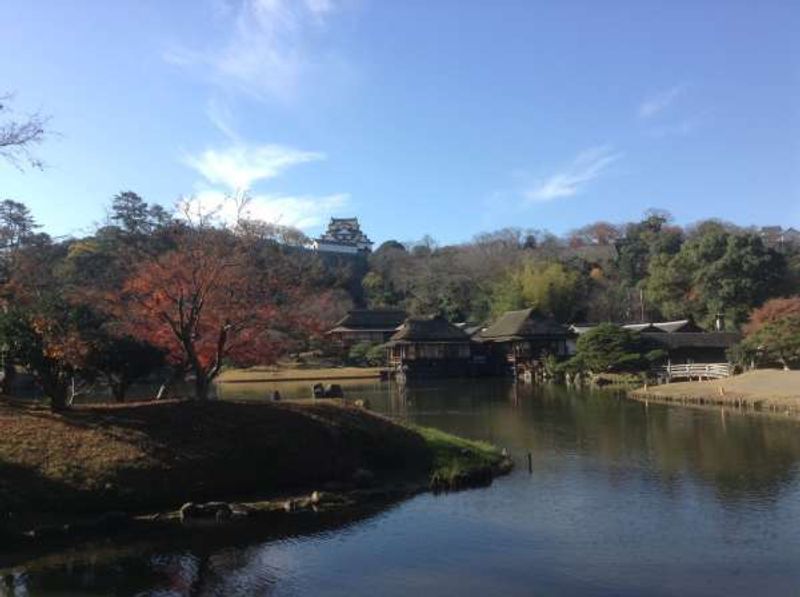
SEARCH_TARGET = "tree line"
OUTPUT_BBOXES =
[0,194,350,409]
[364,212,799,331]
[2,196,799,409]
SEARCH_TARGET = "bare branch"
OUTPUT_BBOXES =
[0,93,50,170]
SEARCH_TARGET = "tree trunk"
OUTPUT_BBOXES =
[48,385,69,412]
[0,362,15,396]
[194,375,210,401]
[39,372,70,412]
[110,379,128,403]
[157,364,187,400]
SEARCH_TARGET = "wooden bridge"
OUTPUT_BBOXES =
[659,363,733,382]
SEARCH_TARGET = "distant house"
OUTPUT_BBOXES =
[386,316,473,378]
[567,318,739,364]
[641,332,741,364]
[326,309,407,348]
[759,226,800,250]
[477,308,572,373]
[312,218,373,254]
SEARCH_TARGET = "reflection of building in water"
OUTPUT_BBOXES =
[311,217,373,254]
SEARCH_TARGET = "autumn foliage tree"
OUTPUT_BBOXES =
[114,228,321,400]
[744,296,800,335]
[0,241,95,410]
[741,296,800,370]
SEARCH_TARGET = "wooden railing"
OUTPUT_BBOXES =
[660,363,732,381]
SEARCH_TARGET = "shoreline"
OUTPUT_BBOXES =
[217,366,387,384]
[0,398,511,559]
[628,369,800,418]
[2,458,514,565]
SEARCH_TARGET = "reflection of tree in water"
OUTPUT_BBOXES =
[381,378,800,505]
[502,383,800,503]
[3,503,401,596]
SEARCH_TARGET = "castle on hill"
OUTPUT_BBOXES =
[312,217,373,255]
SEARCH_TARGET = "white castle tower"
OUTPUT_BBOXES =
[312,217,373,254]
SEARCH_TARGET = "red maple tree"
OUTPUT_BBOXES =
[744,296,800,336]
[115,230,322,399]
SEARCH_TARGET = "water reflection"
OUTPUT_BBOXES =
[5,379,800,596]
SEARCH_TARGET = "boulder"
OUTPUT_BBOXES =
[325,384,344,398]
[179,501,233,523]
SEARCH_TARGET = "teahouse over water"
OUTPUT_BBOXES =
[477,308,572,374]
[386,315,473,378]
[326,309,408,348]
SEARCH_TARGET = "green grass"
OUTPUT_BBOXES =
[410,425,508,491]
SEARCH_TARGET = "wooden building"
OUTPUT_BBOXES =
[477,308,572,375]
[641,332,741,364]
[386,316,473,378]
[326,309,407,349]
[569,318,739,365]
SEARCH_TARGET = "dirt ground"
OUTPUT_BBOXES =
[631,369,800,413]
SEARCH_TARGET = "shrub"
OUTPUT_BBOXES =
[574,323,650,373]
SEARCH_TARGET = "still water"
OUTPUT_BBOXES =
[5,379,800,596]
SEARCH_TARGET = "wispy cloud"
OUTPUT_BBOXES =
[188,188,348,229]
[648,119,698,138]
[165,0,348,101]
[524,146,622,203]
[183,139,348,230]
[184,143,324,191]
[205,98,240,142]
[638,85,685,119]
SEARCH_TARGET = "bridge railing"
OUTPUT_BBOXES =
[659,363,732,380]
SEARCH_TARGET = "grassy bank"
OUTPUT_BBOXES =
[0,398,509,539]
[413,426,510,491]
[630,369,800,415]
[218,366,385,383]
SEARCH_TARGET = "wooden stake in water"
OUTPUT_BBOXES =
[527,452,532,474]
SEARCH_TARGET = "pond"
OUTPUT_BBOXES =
[4,379,800,596]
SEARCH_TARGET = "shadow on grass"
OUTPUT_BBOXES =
[1,400,432,518]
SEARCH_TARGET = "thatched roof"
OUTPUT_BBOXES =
[642,332,740,349]
[479,308,570,342]
[327,309,407,333]
[387,316,470,344]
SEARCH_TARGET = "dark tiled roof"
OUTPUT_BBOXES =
[651,319,705,333]
[388,316,470,344]
[573,319,706,335]
[328,309,407,332]
[479,308,570,342]
[642,332,740,349]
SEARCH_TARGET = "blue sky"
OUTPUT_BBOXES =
[1,0,798,244]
